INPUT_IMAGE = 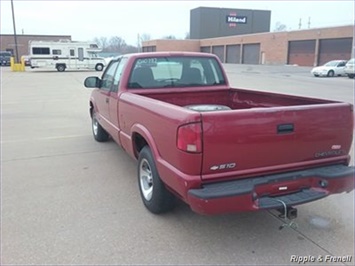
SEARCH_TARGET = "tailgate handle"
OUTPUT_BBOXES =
[277,124,294,134]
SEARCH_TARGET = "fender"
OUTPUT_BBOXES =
[130,123,161,161]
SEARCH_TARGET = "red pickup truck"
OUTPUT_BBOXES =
[84,52,354,216]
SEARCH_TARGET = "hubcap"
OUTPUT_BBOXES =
[139,158,153,201]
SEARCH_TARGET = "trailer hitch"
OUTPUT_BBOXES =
[275,199,298,230]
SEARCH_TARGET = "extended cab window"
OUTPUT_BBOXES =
[128,56,226,89]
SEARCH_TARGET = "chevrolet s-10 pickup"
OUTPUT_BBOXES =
[84,52,354,217]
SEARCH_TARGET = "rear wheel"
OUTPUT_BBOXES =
[92,111,109,142]
[95,64,104,71]
[138,146,175,214]
[56,64,66,72]
[348,74,354,79]
[327,70,334,77]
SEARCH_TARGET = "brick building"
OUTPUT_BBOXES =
[143,25,354,66]
[0,34,72,61]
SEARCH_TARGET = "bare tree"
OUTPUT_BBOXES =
[273,22,287,32]
[140,33,151,41]
[108,36,127,53]
[93,36,139,54]
[123,45,139,54]
[93,36,110,51]
[162,35,176,40]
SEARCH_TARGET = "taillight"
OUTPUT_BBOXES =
[177,122,202,153]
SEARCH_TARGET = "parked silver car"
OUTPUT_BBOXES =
[344,58,354,79]
[311,60,347,77]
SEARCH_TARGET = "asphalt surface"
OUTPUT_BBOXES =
[1,64,354,265]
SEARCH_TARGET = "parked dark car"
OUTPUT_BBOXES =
[0,51,12,66]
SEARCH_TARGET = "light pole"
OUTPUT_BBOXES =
[11,0,19,63]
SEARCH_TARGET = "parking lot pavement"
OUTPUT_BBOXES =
[1,66,354,265]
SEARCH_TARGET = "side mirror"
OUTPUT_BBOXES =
[84,76,101,88]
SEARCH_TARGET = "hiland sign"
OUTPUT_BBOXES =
[226,15,247,24]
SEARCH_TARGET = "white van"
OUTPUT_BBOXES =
[29,39,106,72]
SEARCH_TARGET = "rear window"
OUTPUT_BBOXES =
[128,56,226,89]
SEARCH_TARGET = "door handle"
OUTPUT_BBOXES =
[106,98,109,103]
[277,124,294,134]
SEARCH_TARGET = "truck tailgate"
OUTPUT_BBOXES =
[201,103,353,181]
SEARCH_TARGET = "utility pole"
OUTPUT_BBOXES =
[308,17,311,29]
[298,18,302,30]
[11,0,19,63]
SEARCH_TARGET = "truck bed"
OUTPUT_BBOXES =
[132,87,353,182]
[138,88,333,110]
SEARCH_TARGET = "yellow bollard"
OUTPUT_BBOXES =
[10,56,25,72]
[10,57,14,71]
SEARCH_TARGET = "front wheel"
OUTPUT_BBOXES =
[138,146,175,214]
[327,70,334,77]
[92,111,109,142]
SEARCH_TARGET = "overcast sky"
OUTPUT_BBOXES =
[1,1,354,46]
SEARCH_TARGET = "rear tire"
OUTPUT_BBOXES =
[56,64,66,72]
[138,146,175,214]
[95,64,104,71]
[348,74,354,79]
[327,70,334,77]
[92,111,109,142]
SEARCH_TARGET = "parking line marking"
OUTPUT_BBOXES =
[1,134,91,144]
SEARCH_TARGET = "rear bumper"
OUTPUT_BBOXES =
[187,164,354,215]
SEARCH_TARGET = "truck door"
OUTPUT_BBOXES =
[94,59,120,138]
[108,57,128,144]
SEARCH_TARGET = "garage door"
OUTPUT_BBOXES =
[288,40,316,66]
[318,38,352,65]
[226,45,241,63]
[242,43,260,64]
[212,46,224,62]
[200,46,211,53]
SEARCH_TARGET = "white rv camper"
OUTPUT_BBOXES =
[28,40,106,72]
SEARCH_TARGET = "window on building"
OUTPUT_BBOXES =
[5,49,13,55]
[142,46,156,52]
[32,47,50,55]
[52,49,62,55]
